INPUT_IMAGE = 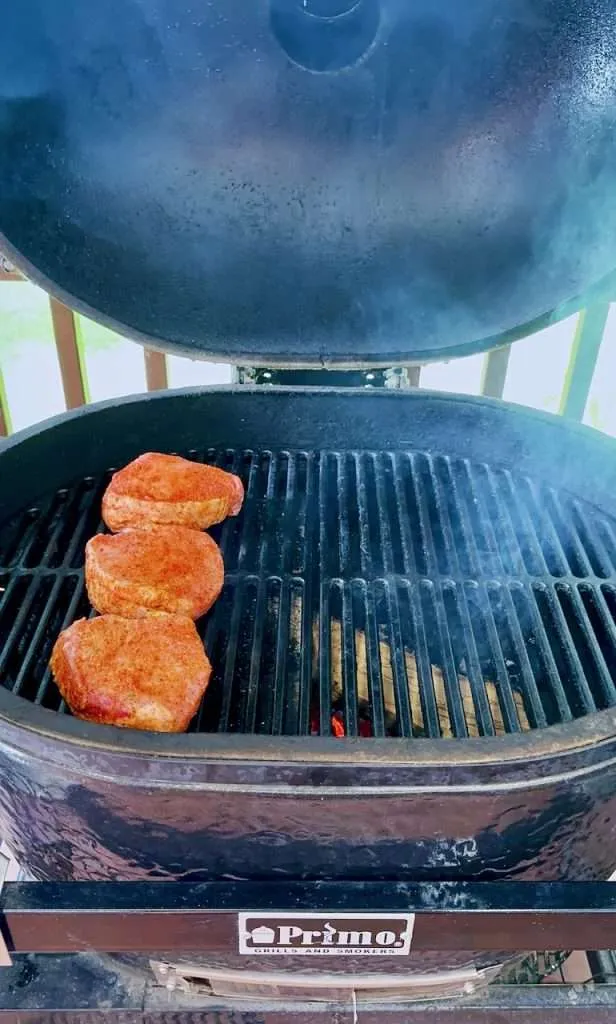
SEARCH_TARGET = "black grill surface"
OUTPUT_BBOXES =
[2,447,616,739]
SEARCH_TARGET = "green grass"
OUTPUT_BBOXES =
[0,283,53,354]
[0,282,124,356]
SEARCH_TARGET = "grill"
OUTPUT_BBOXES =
[1,387,616,1005]
[5,3,616,1011]
[4,439,616,742]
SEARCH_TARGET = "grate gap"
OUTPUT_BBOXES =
[322,454,341,580]
[477,467,527,577]
[402,581,441,738]
[360,581,387,738]
[465,585,524,733]
[414,455,452,577]
[580,585,616,704]
[336,455,353,577]
[400,455,429,576]
[485,584,543,729]
[318,583,334,737]
[510,587,572,725]
[208,450,248,568]
[579,586,616,706]
[376,454,405,576]
[339,453,362,577]
[381,581,413,738]
[419,581,467,738]
[0,508,43,569]
[287,453,309,576]
[34,578,90,709]
[229,581,259,732]
[0,576,51,681]
[595,519,616,576]
[273,579,300,736]
[512,476,567,577]
[354,453,376,577]
[569,502,611,579]
[230,451,260,572]
[390,453,416,576]
[191,585,233,732]
[2,497,57,570]
[471,593,525,732]
[338,583,360,737]
[299,454,320,736]
[253,578,283,734]
[243,578,269,733]
[441,586,495,737]
[452,461,501,577]
[432,456,474,577]
[3,445,616,739]
[533,585,596,718]
[555,583,615,711]
[215,582,249,733]
[543,489,592,578]
[192,591,225,733]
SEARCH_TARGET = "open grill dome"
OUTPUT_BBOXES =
[2,0,616,364]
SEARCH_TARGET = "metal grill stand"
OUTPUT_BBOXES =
[0,881,616,1021]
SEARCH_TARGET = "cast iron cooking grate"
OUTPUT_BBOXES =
[2,447,616,738]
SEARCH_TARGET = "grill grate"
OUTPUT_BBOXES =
[2,447,616,738]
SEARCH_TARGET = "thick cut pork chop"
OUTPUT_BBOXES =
[102,452,244,532]
[50,615,212,732]
[86,525,224,619]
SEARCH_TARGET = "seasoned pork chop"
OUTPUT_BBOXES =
[102,452,244,532]
[86,525,224,619]
[50,615,211,732]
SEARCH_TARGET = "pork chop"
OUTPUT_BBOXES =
[50,614,211,732]
[102,452,244,532]
[86,524,224,619]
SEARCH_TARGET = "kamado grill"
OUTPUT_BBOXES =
[3,0,616,1019]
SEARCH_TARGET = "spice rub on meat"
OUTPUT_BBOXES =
[50,615,212,732]
[102,452,244,532]
[85,524,224,619]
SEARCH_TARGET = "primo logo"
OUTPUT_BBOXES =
[239,913,415,957]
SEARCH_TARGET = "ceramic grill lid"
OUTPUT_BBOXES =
[1,0,616,365]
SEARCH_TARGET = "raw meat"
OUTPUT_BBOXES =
[50,614,211,732]
[102,452,244,532]
[86,524,224,619]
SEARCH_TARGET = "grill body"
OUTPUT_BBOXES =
[2,387,616,979]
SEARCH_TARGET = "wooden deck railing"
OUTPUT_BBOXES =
[0,254,172,435]
[0,251,612,435]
